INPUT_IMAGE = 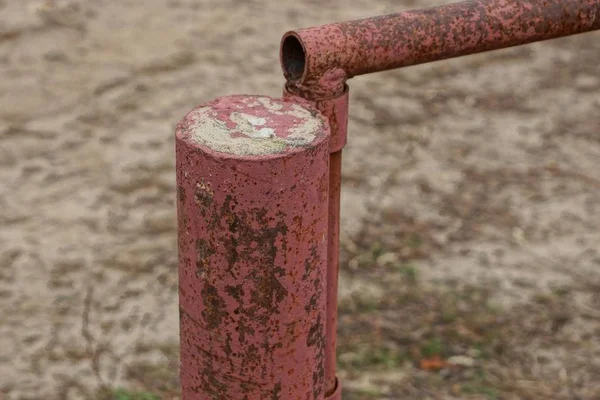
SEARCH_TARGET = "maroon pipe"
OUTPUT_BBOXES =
[176,95,331,399]
[284,85,349,399]
[281,0,600,396]
[281,0,600,98]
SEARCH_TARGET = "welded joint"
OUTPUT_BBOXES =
[281,0,600,98]
[283,84,349,154]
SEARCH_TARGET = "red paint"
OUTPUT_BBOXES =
[174,2,600,399]
[324,151,342,396]
[284,85,349,397]
[283,85,349,155]
[280,6,600,393]
[327,379,342,400]
[281,0,600,97]
[176,95,331,399]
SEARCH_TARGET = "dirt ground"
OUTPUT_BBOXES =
[1,0,599,399]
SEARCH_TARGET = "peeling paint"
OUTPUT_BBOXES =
[182,95,328,156]
[176,95,330,399]
[281,0,600,98]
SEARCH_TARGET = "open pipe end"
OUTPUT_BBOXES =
[281,32,306,83]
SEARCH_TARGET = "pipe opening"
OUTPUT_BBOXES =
[281,34,306,82]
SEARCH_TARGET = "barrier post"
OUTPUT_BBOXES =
[176,95,330,399]
[282,86,348,399]
[175,1,600,398]
[279,1,600,397]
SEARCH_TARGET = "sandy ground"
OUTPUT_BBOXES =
[1,0,599,399]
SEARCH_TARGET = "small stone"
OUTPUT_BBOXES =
[451,384,461,395]
[447,355,475,368]
[43,50,68,62]
[143,210,175,234]
[376,252,399,266]
[466,348,481,358]
[575,75,599,91]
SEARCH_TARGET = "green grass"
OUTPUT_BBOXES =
[338,342,405,371]
[343,387,385,399]
[462,383,499,399]
[407,233,422,249]
[393,263,418,283]
[96,388,160,400]
[93,241,599,400]
[421,338,444,358]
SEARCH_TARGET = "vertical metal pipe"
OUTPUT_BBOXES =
[176,95,330,399]
[324,151,342,400]
[284,86,349,399]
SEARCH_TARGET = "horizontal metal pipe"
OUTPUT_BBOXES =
[281,0,600,98]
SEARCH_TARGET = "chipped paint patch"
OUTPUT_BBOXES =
[281,0,600,98]
[176,94,330,398]
[185,95,327,156]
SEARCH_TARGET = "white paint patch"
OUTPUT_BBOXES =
[258,96,284,111]
[188,96,326,156]
[247,116,266,126]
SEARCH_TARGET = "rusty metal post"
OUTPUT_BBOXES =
[284,85,349,400]
[172,1,600,399]
[281,0,600,97]
[279,3,600,398]
[176,95,331,399]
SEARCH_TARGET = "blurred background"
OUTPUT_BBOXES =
[1,0,599,399]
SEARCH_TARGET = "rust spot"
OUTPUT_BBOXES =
[200,361,228,398]
[195,239,215,279]
[293,215,302,232]
[226,213,240,233]
[281,0,600,98]
[177,185,186,203]
[194,180,214,208]
[215,195,291,325]
[251,273,288,315]
[235,316,255,345]
[224,235,239,277]
[201,282,227,330]
[224,332,234,369]
[271,382,282,400]
[307,314,325,348]
[303,244,319,280]
[304,292,319,313]
[307,314,326,399]
[225,284,244,302]
[241,344,260,373]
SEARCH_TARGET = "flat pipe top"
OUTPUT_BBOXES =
[177,95,328,158]
[281,0,600,98]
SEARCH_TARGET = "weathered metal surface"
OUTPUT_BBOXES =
[281,0,600,98]
[283,84,349,153]
[176,95,331,399]
[283,85,349,397]
[276,1,600,398]
[328,378,342,400]
[323,151,342,397]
